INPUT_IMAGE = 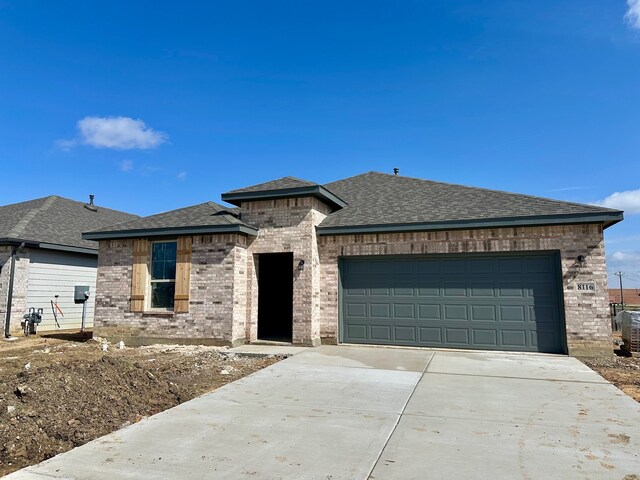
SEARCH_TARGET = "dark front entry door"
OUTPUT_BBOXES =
[258,252,293,342]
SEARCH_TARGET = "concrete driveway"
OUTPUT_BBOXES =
[7,346,640,479]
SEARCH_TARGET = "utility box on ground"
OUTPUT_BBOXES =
[616,311,640,355]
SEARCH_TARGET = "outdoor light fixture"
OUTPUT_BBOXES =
[297,260,305,271]
[577,255,586,266]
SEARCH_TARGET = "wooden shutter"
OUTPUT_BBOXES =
[131,239,150,312]
[174,237,192,313]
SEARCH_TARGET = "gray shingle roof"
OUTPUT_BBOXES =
[319,172,622,231]
[0,196,138,250]
[84,202,257,239]
[225,176,318,194]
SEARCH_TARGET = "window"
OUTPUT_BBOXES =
[150,241,177,309]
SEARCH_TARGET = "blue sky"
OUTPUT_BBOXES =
[1,1,639,286]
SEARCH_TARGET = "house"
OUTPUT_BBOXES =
[83,172,623,356]
[608,288,640,305]
[0,195,137,336]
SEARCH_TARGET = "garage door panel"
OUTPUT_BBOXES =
[525,257,554,273]
[393,304,416,319]
[417,281,440,296]
[417,261,439,274]
[370,286,391,296]
[500,330,528,348]
[346,303,367,318]
[394,326,416,342]
[497,284,525,297]
[418,304,441,320]
[445,328,469,345]
[419,327,442,343]
[341,254,565,353]
[470,284,495,297]
[497,258,524,273]
[442,259,466,274]
[443,283,467,297]
[471,305,497,321]
[472,329,499,346]
[528,282,555,298]
[530,305,557,323]
[369,303,391,318]
[500,305,527,322]
[370,325,392,341]
[346,324,368,340]
[468,258,497,274]
[393,284,415,296]
[393,261,416,274]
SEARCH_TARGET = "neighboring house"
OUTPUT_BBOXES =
[84,172,623,356]
[608,288,640,305]
[0,195,137,336]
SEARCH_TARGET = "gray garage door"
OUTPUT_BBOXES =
[340,254,565,353]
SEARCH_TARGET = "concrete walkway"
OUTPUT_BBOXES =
[7,346,640,479]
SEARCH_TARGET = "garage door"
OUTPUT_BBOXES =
[340,254,565,353]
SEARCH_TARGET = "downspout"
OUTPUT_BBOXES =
[4,243,24,338]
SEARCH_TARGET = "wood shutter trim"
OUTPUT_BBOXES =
[131,239,150,312]
[174,237,192,313]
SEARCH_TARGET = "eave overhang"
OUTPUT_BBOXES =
[316,211,624,236]
[82,224,259,241]
[221,185,347,211]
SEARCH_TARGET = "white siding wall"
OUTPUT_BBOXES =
[26,249,97,331]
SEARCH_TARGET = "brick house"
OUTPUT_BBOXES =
[84,172,623,356]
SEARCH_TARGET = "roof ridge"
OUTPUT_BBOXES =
[7,195,57,239]
[361,172,622,213]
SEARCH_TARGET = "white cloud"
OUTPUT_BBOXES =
[608,250,640,287]
[58,116,168,150]
[119,159,134,172]
[626,0,640,29]
[177,171,187,181]
[594,189,640,214]
[611,251,640,262]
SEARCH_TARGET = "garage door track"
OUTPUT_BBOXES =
[7,346,640,479]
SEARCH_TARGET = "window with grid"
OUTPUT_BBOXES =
[150,241,177,309]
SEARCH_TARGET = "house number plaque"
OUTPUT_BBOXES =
[576,282,596,292]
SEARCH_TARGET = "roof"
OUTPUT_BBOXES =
[608,288,640,305]
[83,202,259,240]
[317,172,623,234]
[222,176,346,210]
[80,172,624,241]
[0,195,138,252]
[225,176,318,194]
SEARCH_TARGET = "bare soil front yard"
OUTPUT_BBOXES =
[0,334,280,477]
[580,353,640,403]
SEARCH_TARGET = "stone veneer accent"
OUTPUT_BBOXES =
[317,224,611,356]
[0,246,30,334]
[92,198,612,356]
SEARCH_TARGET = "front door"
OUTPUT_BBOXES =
[258,253,293,342]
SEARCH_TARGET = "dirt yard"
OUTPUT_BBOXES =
[0,334,281,477]
[580,352,640,403]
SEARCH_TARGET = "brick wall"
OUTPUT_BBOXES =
[0,246,30,334]
[241,197,330,345]
[93,234,249,346]
[318,224,611,356]
[92,206,612,356]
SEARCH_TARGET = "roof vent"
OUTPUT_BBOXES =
[84,194,98,212]
[393,168,399,176]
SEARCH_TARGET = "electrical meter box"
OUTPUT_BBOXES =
[74,285,90,304]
